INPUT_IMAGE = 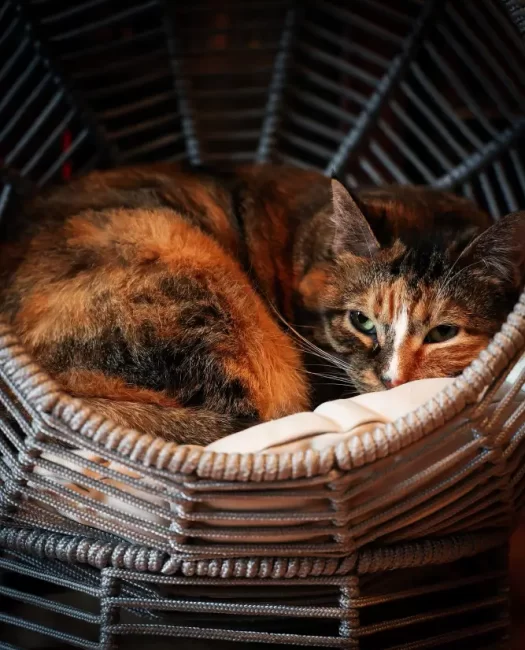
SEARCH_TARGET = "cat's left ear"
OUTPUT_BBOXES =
[458,211,525,289]
[330,178,380,257]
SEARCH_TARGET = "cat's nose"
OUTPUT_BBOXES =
[381,375,404,389]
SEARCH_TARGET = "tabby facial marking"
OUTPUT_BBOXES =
[341,278,491,392]
[298,179,525,394]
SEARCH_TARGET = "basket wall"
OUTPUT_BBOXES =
[1,0,525,648]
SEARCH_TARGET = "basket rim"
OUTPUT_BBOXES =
[0,522,508,576]
[0,290,524,482]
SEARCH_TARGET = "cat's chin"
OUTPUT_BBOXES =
[355,372,462,394]
[353,381,386,394]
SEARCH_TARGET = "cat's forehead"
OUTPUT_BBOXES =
[363,277,463,329]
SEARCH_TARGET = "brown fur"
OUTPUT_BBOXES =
[1,164,523,443]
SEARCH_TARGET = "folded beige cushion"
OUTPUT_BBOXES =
[207,377,454,454]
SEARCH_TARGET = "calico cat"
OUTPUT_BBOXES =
[0,163,523,444]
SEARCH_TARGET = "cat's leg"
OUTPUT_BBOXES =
[51,369,257,443]
[74,397,248,445]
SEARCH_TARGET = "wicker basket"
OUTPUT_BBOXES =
[1,1,525,648]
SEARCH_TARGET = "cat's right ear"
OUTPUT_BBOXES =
[456,210,525,289]
[330,179,380,258]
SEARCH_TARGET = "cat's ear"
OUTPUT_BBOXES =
[330,178,380,257]
[457,211,525,289]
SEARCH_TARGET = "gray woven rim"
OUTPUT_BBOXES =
[0,524,507,576]
[0,290,524,482]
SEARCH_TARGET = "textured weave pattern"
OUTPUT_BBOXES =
[0,0,525,648]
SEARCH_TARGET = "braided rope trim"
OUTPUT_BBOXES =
[0,525,505,578]
[0,526,166,573]
[0,293,524,482]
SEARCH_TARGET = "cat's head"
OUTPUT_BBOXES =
[296,180,525,393]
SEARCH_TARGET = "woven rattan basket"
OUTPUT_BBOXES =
[1,1,525,648]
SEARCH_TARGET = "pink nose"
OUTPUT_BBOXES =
[382,376,405,389]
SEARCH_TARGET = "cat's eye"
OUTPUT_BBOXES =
[349,311,376,336]
[425,324,459,344]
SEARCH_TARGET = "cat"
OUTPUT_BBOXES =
[0,163,523,444]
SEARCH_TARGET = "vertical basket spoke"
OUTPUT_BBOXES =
[256,4,296,162]
[325,0,443,177]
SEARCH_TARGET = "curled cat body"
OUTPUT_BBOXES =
[1,163,524,444]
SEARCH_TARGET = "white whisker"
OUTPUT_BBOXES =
[267,301,352,374]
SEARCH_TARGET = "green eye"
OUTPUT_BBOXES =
[425,324,459,344]
[349,311,377,336]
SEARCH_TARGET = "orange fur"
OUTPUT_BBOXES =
[3,196,309,441]
[56,370,182,408]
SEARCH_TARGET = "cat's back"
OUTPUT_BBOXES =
[0,167,248,343]
[6,163,243,254]
[0,164,251,320]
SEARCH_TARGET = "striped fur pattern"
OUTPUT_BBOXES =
[0,164,523,443]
